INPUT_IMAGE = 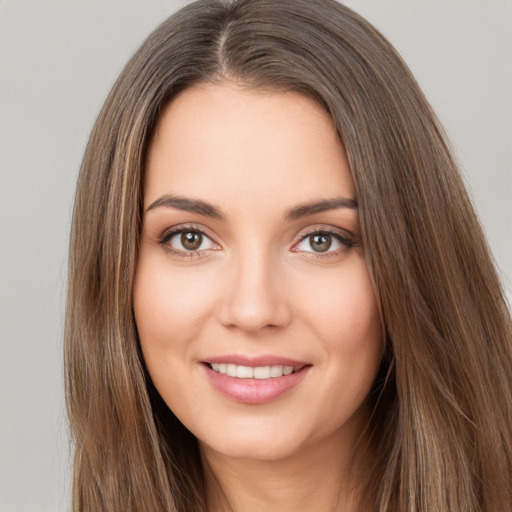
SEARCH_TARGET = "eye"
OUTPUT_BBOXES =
[293,229,354,255]
[160,227,220,254]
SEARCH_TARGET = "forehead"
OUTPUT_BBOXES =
[144,83,355,211]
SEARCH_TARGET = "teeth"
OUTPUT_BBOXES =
[236,365,254,378]
[270,365,283,377]
[210,364,297,379]
[254,366,270,379]
[283,366,293,375]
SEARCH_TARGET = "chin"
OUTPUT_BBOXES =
[192,411,331,463]
[199,433,306,462]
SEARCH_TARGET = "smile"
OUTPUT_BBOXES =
[202,358,311,404]
[209,363,297,379]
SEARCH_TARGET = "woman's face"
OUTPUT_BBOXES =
[134,84,382,461]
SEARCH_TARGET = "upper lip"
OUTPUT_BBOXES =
[202,354,309,367]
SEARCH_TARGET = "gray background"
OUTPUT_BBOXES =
[1,1,510,510]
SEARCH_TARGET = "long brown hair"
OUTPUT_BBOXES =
[65,0,512,510]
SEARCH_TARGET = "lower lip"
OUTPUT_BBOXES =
[202,365,310,404]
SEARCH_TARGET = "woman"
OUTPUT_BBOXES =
[65,0,512,510]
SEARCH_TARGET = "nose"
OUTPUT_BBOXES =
[218,247,292,333]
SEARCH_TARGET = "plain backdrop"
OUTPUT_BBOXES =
[0,1,510,510]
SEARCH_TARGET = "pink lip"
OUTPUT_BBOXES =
[200,355,311,405]
[204,354,307,367]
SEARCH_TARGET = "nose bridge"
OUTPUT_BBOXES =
[220,241,290,332]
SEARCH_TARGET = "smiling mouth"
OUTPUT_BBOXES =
[201,360,311,403]
[206,363,305,379]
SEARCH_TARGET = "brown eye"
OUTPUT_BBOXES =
[293,229,354,256]
[162,227,219,255]
[181,231,203,250]
[309,233,332,253]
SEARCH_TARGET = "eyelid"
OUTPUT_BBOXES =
[298,223,354,238]
[158,223,222,256]
[155,223,356,258]
[291,225,356,255]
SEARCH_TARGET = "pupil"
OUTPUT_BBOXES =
[181,231,202,250]
[310,234,331,253]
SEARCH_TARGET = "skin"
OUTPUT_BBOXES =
[134,83,383,512]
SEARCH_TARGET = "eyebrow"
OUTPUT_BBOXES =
[284,197,358,221]
[146,195,224,219]
[145,194,357,220]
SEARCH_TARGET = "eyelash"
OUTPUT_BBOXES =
[293,227,356,258]
[158,224,217,259]
[157,225,356,259]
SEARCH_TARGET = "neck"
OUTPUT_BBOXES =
[201,426,373,512]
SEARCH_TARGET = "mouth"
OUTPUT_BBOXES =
[205,362,305,379]
[200,357,311,404]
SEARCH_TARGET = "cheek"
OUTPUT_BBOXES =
[296,257,382,351]
[295,257,383,412]
[134,255,216,345]
[133,255,222,392]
